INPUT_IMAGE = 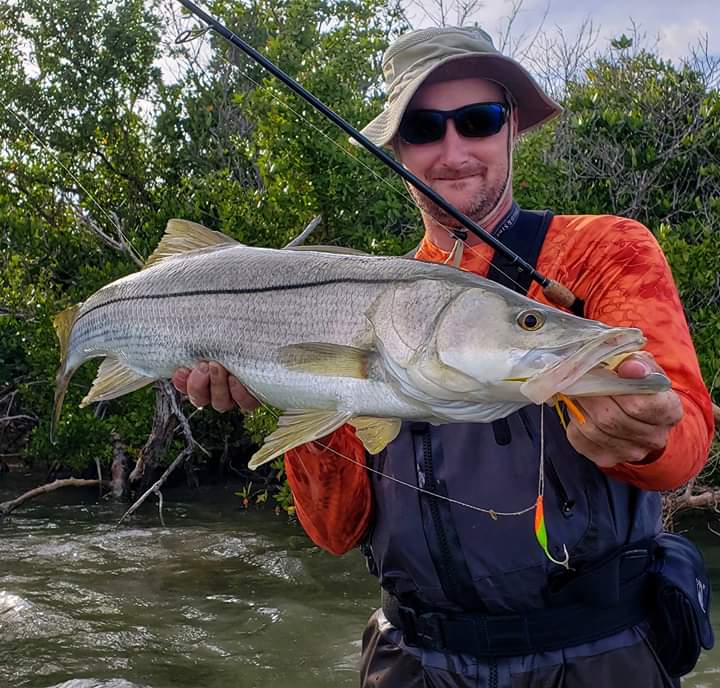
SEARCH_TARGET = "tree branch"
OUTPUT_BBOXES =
[0,478,110,517]
[117,382,194,525]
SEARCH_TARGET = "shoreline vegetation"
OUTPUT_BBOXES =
[1,0,717,526]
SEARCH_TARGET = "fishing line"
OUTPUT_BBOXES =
[253,400,571,566]
[255,401,535,519]
[2,104,144,264]
[173,24,534,295]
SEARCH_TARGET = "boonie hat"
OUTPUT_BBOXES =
[358,26,562,147]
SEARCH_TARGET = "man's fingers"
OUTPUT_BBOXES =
[186,362,211,408]
[209,363,236,413]
[613,390,684,426]
[174,362,258,413]
[573,396,670,450]
[567,412,666,462]
[172,368,190,394]
[566,424,624,467]
[229,375,260,412]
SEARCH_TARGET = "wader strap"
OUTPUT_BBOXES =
[487,206,552,295]
[383,542,655,657]
[487,207,586,317]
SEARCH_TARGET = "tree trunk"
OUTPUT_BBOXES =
[130,384,179,495]
[109,431,130,500]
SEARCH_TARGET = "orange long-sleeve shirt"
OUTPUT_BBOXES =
[285,214,715,554]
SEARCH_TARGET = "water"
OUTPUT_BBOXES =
[1,479,720,687]
[0,482,378,688]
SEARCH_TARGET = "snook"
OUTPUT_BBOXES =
[53,220,669,468]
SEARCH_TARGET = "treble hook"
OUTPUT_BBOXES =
[547,543,571,569]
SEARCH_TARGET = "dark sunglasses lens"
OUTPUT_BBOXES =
[456,104,506,137]
[399,111,446,144]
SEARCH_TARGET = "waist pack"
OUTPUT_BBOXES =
[649,532,714,677]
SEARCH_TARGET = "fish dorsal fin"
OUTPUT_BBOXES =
[284,245,370,256]
[248,410,352,469]
[80,357,157,407]
[144,219,240,268]
[278,343,370,379]
[349,416,401,455]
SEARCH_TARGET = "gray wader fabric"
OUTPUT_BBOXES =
[360,610,680,688]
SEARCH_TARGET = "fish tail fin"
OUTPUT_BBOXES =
[51,304,81,443]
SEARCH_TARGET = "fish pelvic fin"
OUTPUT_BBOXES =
[278,343,370,379]
[51,304,82,443]
[80,357,157,408]
[248,410,352,469]
[144,219,241,268]
[349,417,401,454]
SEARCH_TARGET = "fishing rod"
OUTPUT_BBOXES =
[174,0,578,309]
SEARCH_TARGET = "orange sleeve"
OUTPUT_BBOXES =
[534,216,714,490]
[284,425,372,555]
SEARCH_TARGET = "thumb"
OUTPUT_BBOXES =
[615,351,658,379]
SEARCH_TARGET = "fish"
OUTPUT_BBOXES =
[52,219,670,468]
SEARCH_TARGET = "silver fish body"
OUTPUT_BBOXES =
[53,220,670,466]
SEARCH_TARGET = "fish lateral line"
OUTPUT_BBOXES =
[73,276,407,325]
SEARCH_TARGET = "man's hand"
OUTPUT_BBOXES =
[171,362,260,413]
[566,352,684,468]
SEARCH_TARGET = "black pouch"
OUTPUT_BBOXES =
[649,532,714,677]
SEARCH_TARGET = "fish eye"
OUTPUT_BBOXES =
[517,309,545,331]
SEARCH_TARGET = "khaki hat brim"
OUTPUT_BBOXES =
[354,53,562,148]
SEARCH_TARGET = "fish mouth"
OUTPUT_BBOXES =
[518,327,647,404]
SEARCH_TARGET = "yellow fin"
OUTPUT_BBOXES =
[80,357,156,407]
[53,304,80,366]
[144,219,240,268]
[278,343,369,379]
[51,304,82,442]
[349,416,401,454]
[248,410,351,469]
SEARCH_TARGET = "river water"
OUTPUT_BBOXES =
[1,479,719,688]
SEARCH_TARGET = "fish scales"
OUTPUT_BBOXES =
[66,245,444,417]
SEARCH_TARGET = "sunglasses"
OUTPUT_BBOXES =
[399,102,508,145]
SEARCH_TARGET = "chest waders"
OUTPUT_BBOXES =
[357,205,702,687]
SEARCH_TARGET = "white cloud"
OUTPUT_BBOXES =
[404,0,718,63]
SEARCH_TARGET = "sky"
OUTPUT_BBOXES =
[405,0,718,64]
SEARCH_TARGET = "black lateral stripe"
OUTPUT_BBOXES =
[75,277,403,324]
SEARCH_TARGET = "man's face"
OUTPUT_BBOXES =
[396,77,510,225]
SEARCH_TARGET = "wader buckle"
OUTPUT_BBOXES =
[397,605,444,648]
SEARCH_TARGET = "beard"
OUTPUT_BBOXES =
[408,166,507,227]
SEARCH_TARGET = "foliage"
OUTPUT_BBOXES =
[514,44,720,385]
[0,2,717,499]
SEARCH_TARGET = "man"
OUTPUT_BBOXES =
[174,26,714,687]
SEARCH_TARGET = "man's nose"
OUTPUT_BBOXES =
[440,120,470,164]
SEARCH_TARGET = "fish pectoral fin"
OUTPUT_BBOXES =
[80,357,157,407]
[278,343,370,379]
[349,417,401,455]
[144,219,241,268]
[248,410,352,469]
